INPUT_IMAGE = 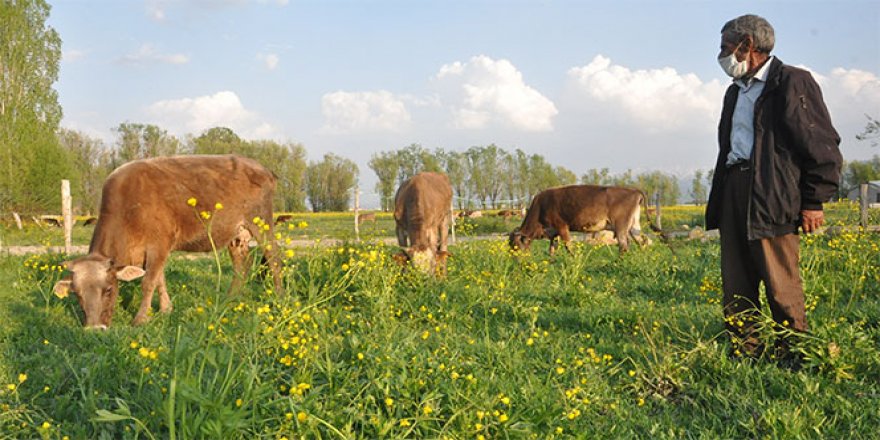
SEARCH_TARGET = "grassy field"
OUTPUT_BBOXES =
[0,210,878,439]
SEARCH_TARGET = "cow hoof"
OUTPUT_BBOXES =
[132,315,151,326]
[159,305,173,314]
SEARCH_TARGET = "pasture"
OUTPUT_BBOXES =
[0,206,878,439]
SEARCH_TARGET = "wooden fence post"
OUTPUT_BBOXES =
[12,212,22,230]
[450,201,456,245]
[62,179,73,254]
[860,183,869,229]
[354,185,360,242]
[654,192,662,231]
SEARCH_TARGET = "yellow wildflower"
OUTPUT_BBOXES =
[187,197,197,207]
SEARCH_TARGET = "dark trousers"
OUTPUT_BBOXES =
[719,165,808,354]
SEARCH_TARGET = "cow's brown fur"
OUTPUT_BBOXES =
[54,155,282,328]
[394,172,453,275]
[509,185,649,255]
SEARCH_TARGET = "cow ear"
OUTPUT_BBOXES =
[116,266,146,282]
[53,279,72,299]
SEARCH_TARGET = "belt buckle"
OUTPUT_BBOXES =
[728,161,750,171]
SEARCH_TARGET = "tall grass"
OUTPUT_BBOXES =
[0,228,878,438]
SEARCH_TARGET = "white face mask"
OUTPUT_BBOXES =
[718,52,749,79]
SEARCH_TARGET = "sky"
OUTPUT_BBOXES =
[49,0,880,207]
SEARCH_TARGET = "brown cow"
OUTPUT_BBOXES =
[394,172,453,275]
[509,185,654,255]
[275,214,294,225]
[357,212,377,224]
[52,155,283,329]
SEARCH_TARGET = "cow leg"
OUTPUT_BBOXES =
[438,215,449,253]
[548,235,559,256]
[396,224,409,247]
[558,228,574,255]
[157,271,172,314]
[228,229,253,293]
[133,250,168,326]
[615,226,630,254]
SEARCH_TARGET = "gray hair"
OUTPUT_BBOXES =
[721,14,775,53]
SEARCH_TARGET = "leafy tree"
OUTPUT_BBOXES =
[856,114,879,148]
[368,151,399,211]
[113,122,181,165]
[305,153,358,212]
[690,170,707,205]
[250,140,307,212]
[395,143,440,185]
[57,128,112,214]
[0,0,71,212]
[190,127,250,156]
[581,168,612,186]
[842,156,880,196]
[439,150,469,209]
[636,171,680,205]
[554,166,577,186]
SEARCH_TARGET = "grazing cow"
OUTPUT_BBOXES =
[509,185,655,255]
[82,217,98,226]
[496,209,522,219]
[394,172,453,275]
[52,155,283,329]
[275,214,294,226]
[466,210,482,219]
[357,212,377,224]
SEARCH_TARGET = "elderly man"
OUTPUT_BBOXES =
[705,14,843,364]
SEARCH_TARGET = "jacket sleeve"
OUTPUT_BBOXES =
[782,70,843,210]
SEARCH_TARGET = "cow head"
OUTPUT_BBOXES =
[52,254,146,329]
[508,229,532,252]
[394,248,451,276]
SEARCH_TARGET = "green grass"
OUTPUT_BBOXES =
[0,227,878,438]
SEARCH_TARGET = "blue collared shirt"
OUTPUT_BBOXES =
[727,56,774,166]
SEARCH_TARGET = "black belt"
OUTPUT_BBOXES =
[727,160,750,171]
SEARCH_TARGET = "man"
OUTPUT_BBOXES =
[705,14,843,363]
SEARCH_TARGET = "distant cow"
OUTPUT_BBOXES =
[496,209,522,219]
[357,212,377,224]
[275,214,294,225]
[52,155,283,329]
[457,210,482,219]
[394,172,453,275]
[509,185,654,255]
[82,216,98,226]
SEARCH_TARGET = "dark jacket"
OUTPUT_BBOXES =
[705,57,842,240]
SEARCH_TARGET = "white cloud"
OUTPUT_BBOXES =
[146,90,279,139]
[433,55,558,131]
[567,55,725,133]
[257,52,279,70]
[321,90,411,133]
[118,44,189,66]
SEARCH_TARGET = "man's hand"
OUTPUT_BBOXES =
[800,209,825,234]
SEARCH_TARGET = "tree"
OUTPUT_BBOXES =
[113,122,181,165]
[1,0,71,212]
[368,151,399,211]
[250,140,307,212]
[190,127,251,156]
[440,150,469,209]
[842,156,880,195]
[856,114,880,148]
[305,153,358,212]
[554,166,577,186]
[635,171,680,205]
[395,143,440,185]
[581,168,611,186]
[57,128,112,214]
[690,170,707,205]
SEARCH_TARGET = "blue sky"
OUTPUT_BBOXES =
[50,0,880,204]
